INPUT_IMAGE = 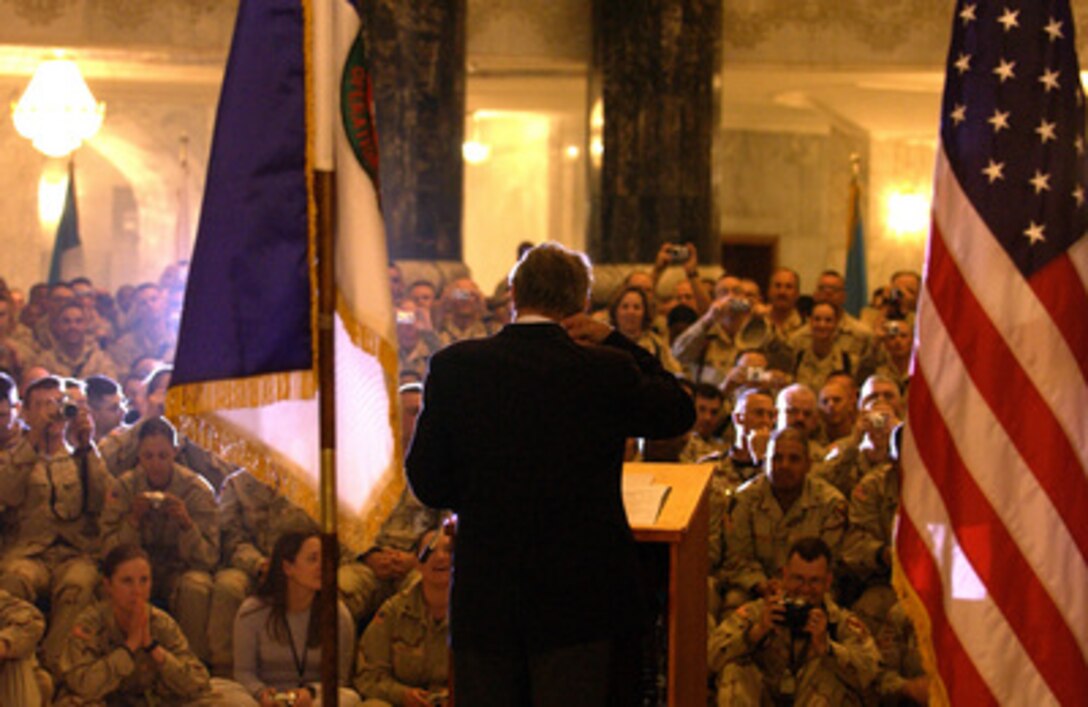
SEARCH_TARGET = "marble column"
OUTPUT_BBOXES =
[363,0,466,261]
[589,0,720,264]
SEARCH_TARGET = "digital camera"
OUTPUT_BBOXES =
[665,244,690,263]
[776,597,813,636]
[143,491,166,509]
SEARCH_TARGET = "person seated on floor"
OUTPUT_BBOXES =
[56,543,226,706]
[98,366,236,491]
[710,536,879,706]
[207,469,319,676]
[98,417,220,663]
[354,528,451,707]
[339,383,440,622]
[0,587,49,707]
[0,375,110,671]
[221,531,361,707]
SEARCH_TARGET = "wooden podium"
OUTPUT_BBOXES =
[624,462,713,707]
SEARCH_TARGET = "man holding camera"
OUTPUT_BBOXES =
[672,275,752,386]
[710,536,880,706]
[0,375,111,669]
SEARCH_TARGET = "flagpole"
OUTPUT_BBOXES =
[313,0,339,704]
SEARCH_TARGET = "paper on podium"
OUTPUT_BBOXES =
[622,472,672,526]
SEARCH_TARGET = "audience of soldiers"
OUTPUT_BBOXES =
[0,250,925,704]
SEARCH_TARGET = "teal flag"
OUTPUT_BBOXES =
[48,163,81,285]
[844,178,868,317]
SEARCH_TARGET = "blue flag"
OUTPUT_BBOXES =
[48,163,81,285]
[171,0,314,393]
[844,177,868,317]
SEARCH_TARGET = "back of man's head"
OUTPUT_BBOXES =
[85,375,121,409]
[508,242,592,319]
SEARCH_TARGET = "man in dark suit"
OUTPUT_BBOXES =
[406,242,695,706]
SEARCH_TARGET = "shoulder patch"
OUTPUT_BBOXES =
[71,624,93,641]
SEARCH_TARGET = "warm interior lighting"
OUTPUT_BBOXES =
[886,191,930,239]
[12,58,105,158]
[462,112,491,165]
[37,162,68,230]
[564,145,580,160]
[462,140,491,164]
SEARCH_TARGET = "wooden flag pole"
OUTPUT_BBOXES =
[315,168,340,707]
[313,0,339,702]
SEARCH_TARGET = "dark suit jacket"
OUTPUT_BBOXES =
[406,322,694,652]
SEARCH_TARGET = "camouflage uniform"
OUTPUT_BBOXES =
[814,442,890,501]
[56,601,225,706]
[724,475,847,596]
[338,488,440,621]
[871,603,927,705]
[0,588,48,707]
[707,453,762,618]
[106,326,176,376]
[99,463,219,662]
[0,438,110,669]
[842,464,900,633]
[207,470,318,672]
[709,595,880,706]
[399,336,440,382]
[354,580,449,705]
[31,341,118,381]
[679,432,726,464]
[792,343,856,398]
[788,313,874,361]
[633,330,683,375]
[670,315,740,387]
[436,319,493,347]
[98,420,236,492]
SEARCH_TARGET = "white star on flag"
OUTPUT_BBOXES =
[951,104,967,125]
[988,109,1011,132]
[1073,185,1085,206]
[982,159,1005,183]
[997,7,1020,31]
[960,3,977,24]
[993,58,1016,82]
[955,53,972,74]
[1039,68,1061,92]
[1022,220,1046,243]
[1035,119,1057,143]
[1077,136,1084,154]
[1029,170,1052,193]
[1043,17,1064,41]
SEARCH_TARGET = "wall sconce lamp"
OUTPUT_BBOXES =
[886,191,930,240]
[462,112,491,165]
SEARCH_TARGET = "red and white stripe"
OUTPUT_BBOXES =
[898,147,1088,705]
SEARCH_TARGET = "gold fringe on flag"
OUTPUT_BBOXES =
[167,371,317,417]
[892,540,951,707]
[174,409,369,554]
[336,291,405,547]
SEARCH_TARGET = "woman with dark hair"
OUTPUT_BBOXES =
[225,531,360,706]
[608,285,683,374]
[56,543,225,705]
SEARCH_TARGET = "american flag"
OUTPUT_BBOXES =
[897,1,1088,705]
